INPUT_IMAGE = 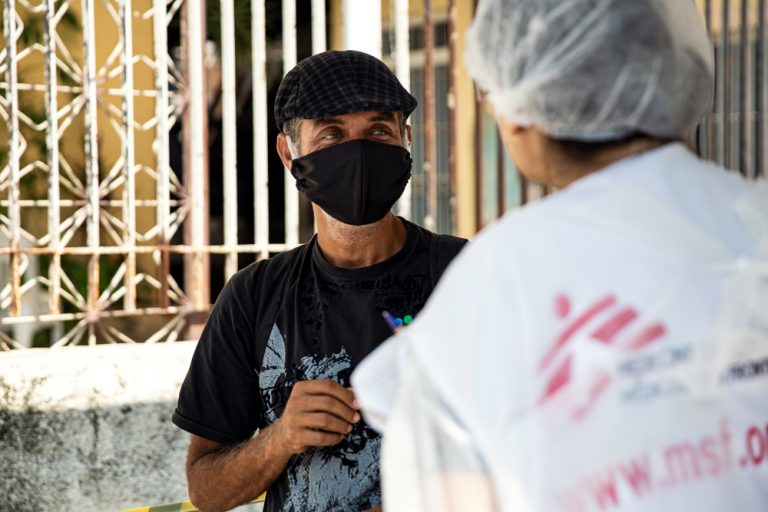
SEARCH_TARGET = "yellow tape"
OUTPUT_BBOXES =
[118,493,265,512]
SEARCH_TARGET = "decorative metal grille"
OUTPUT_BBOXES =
[0,0,310,348]
[0,0,417,349]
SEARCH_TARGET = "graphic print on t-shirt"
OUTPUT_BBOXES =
[259,322,381,511]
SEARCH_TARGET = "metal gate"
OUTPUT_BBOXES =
[0,0,311,348]
[0,0,429,348]
[3,0,763,349]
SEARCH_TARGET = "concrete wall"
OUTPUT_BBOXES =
[0,342,196,512]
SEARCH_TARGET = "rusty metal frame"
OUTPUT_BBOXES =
[0,0,313,348]
[422,0,437,232]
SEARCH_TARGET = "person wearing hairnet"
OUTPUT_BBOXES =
[352,0,768,510]
[172,50,466,512]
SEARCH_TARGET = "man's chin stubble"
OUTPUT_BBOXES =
[317,208,390,245]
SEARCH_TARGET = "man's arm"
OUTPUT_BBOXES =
[186,380,360,512]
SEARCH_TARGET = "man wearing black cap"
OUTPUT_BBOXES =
[172,50,466,512]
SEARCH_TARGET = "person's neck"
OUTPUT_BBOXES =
[548,138,667,188]
[315,211,407,269]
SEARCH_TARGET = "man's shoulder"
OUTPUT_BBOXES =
[404,221,468,280]
[431,232,468,269]
[405,219,468,251]
[226,243,311,297]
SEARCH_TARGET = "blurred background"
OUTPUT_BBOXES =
[0,0,765,510]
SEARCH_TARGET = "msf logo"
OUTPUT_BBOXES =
[537,294,667,421]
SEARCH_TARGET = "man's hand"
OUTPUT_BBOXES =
[275,379,361,455]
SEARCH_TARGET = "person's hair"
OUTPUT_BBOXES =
[282,117,303,151]
[549,132,664,162]
[282,112,409,156]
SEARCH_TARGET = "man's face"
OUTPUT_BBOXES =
[275,110,412,231]
[277,111,410,167]
[300,110,408,155]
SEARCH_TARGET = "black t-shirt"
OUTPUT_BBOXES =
[172,220,466,512]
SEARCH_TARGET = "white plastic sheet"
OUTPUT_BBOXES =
[354,144,768,511]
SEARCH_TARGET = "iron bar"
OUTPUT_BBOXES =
[342,0,381,57]
[740,0,750,177]
[154,0,172,307]
[0,243,298,255]
[182,0,210,311]
[121,0,137,310]
[0,80,82,98]
[496,130,504,218]
[0,199,183,207]
[448,0,457,233]
[394,0,411,220]
[474,92,483,231]
[82,0,101,328]
[311,0,326,54]
[422,0,437,232]
[723,0,732,168]
[282,0,299,245]
[252,0,269,260]
[704,0,715,161]
[520,174,528,205]
[144,313,186,343]
[1,307,184,326]
[760,0,767,177]
[43,0,62,315]
[715,0,726,164]
[221,0,238,280]
[3,0,22,316]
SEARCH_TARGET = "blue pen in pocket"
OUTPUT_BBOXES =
[381,310,404,333]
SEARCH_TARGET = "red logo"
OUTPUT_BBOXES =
[538,294,666,420]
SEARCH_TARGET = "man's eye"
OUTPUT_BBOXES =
[371,128,391,136]
[321,131,340,140]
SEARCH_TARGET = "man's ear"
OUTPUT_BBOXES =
[405,124,412,147]
[276,133,293,170]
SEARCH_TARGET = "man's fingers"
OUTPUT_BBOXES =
[302,412,354,435]
[301,428,345,448]
[299,379,357,409]
[300,394,360,424]
[291,380,360,424]
[280,381,362,454]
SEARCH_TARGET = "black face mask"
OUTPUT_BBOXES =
[290,139,412,226]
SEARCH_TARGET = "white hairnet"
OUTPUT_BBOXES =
[465,0,715,141]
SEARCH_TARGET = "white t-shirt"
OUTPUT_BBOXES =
[352,143,768,512]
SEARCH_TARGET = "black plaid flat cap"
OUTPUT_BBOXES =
[274,50,417,132]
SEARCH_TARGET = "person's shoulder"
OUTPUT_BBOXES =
[435,232,469,249]
[406,219,468,249]
[474,198,554,244]
[406,220,468,271]
[433,231,468,259]
[697,156,765,200]
[225,242,311,299]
